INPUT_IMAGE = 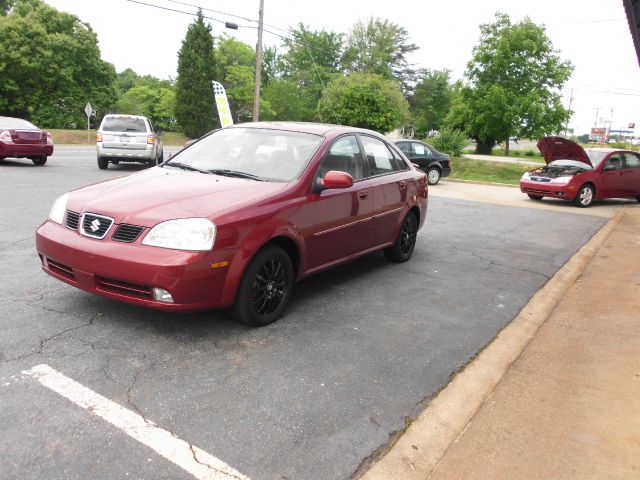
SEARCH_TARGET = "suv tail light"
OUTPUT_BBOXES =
[147,135,155,145]
[96,133,102,142]
[0,130,13,143]
[46,131,53,144]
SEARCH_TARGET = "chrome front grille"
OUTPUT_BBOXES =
[66,210,80,230]
[112,224,145,243]
[80,213,114,239]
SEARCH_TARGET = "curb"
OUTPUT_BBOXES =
[355,209,626,480]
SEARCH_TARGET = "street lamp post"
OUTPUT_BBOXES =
[252,0,264,122]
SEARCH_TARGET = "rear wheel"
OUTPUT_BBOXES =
[97,157,108,169]
[636,196,640,203]
[384,212,418,263]
[231,245,294,327]
[427,167,441,185]
[31,156,47,166]
[573,184,594,208]
[527,194,543,200]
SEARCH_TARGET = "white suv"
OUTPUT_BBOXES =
[96,114,163,169]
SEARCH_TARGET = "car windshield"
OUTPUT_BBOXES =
[0,117,38,129]
[166,127,324,183]
[586,150,611,167]
[102,117,147,132]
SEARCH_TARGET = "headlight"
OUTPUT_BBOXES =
[549,176,572,184]
[142,218,216,251]
[48,193,69,224]
[521,172,530,180]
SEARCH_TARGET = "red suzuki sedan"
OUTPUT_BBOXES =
[520,136,640,207]
[36,123,428,326]
[0,116,54,165]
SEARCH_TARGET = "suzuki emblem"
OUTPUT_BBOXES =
[90,219,101,232]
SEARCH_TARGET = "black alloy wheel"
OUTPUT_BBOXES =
[384,212,418,263]
[232,245,293,326]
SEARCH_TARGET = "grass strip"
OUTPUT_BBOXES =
[449,157,533,185]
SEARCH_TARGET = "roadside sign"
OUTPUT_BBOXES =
[212,81,234,128]
[629,123,635,129]
[84,102,93,118]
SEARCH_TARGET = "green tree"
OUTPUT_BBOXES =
[445,13,573,154]
[261,78,314,121]
[317,73,409,133]
[0,0,116,127]
[175,9,216,138]
[410,69,454,135]
[341,17,418,92]
[114,84,177,131]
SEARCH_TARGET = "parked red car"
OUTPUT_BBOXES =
[0,116,54,165]
[520,136,640,207]
[36,123,428,325]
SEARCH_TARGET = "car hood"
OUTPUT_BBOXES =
[537,136,592,167]
[67,167,288,227]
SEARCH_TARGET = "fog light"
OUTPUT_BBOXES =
[152,288,174,303]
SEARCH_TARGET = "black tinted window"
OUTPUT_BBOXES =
[102,117,147,133]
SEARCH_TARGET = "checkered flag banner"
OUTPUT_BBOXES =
[212,81,234,128]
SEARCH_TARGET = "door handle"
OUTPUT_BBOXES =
[398,180,407,189]
[358,189,369,199]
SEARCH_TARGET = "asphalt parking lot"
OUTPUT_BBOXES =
[0,147,618,480]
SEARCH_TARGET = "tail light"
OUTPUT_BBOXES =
[46,132,53,144]
[147,135,155,144]
[96,133,102,142]
[0,130,13,143]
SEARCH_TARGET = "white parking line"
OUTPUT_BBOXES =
[22,364,249,480]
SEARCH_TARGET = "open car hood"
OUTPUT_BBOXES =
[537,136,592,167]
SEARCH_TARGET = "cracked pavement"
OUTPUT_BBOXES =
[0,149,611,479]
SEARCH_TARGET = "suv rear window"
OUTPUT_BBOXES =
[102,117,147,133]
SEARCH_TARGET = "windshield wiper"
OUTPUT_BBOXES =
[208,169,267,182]
[163,162,212,175]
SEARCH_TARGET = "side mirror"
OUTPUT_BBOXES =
[320,170,353,190]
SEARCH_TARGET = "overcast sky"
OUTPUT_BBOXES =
[45,0,640,136]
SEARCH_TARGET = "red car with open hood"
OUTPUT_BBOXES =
[36,122,428,326]
[520,136,640,207]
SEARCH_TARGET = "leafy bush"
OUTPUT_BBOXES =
[430,129,468,156]
[524,150,536,157]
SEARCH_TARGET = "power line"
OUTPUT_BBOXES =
[124,0,249,27]
[545,18,626,26]
[163,0,257,24]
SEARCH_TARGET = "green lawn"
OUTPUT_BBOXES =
[49,129,190,146]
[449,157,534,185]
[490,148,545,162]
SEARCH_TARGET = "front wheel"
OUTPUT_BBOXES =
[427,167,441,185]
[573,184,594,208]
[231,245,294,327]
[31,156,47,166]
[527,194,543,200]
[97,157,108,169]
[636,196,640,204]
[384,212,418,263]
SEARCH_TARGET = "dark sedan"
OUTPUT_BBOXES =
[37,122,428,326]
[395,139,451,185]
[0,116,54,165]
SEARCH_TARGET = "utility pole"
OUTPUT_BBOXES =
[252,0,264,122]
[564,88,574,136]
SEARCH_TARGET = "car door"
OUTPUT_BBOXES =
[358,135,409,249]
[600,153,630,197]
[622,152,640,196]
[304,135,372,271]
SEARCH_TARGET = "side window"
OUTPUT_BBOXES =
[411,143,428,157]
[147,118,154,133]
[361,136,399,176]
[623,153,640,168]
[397,142,410,155]
[605,154,624,170]
[389,144,409,171]
[316,135,361,180]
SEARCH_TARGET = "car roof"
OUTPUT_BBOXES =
[103,114,149,120]
[231,121,385,138]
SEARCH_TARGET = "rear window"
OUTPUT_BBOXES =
[0,117,38,129]
[102,117,147,133]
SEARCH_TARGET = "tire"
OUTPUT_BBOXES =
[384,212,418,263]
[426,167,441,185]
[636,196,640,204]
[97,157,108,170]
[231,245,294,327]
[31,156,47,166]
[527,194,543,200]
[158,150,164,164]
[573,184,595,208]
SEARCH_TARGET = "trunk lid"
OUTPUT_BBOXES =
[537,136,592,166]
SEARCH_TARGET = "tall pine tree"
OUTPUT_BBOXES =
[175,10,216,138]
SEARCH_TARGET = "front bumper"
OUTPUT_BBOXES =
[520,180,577,200]
[36,220,235,312]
